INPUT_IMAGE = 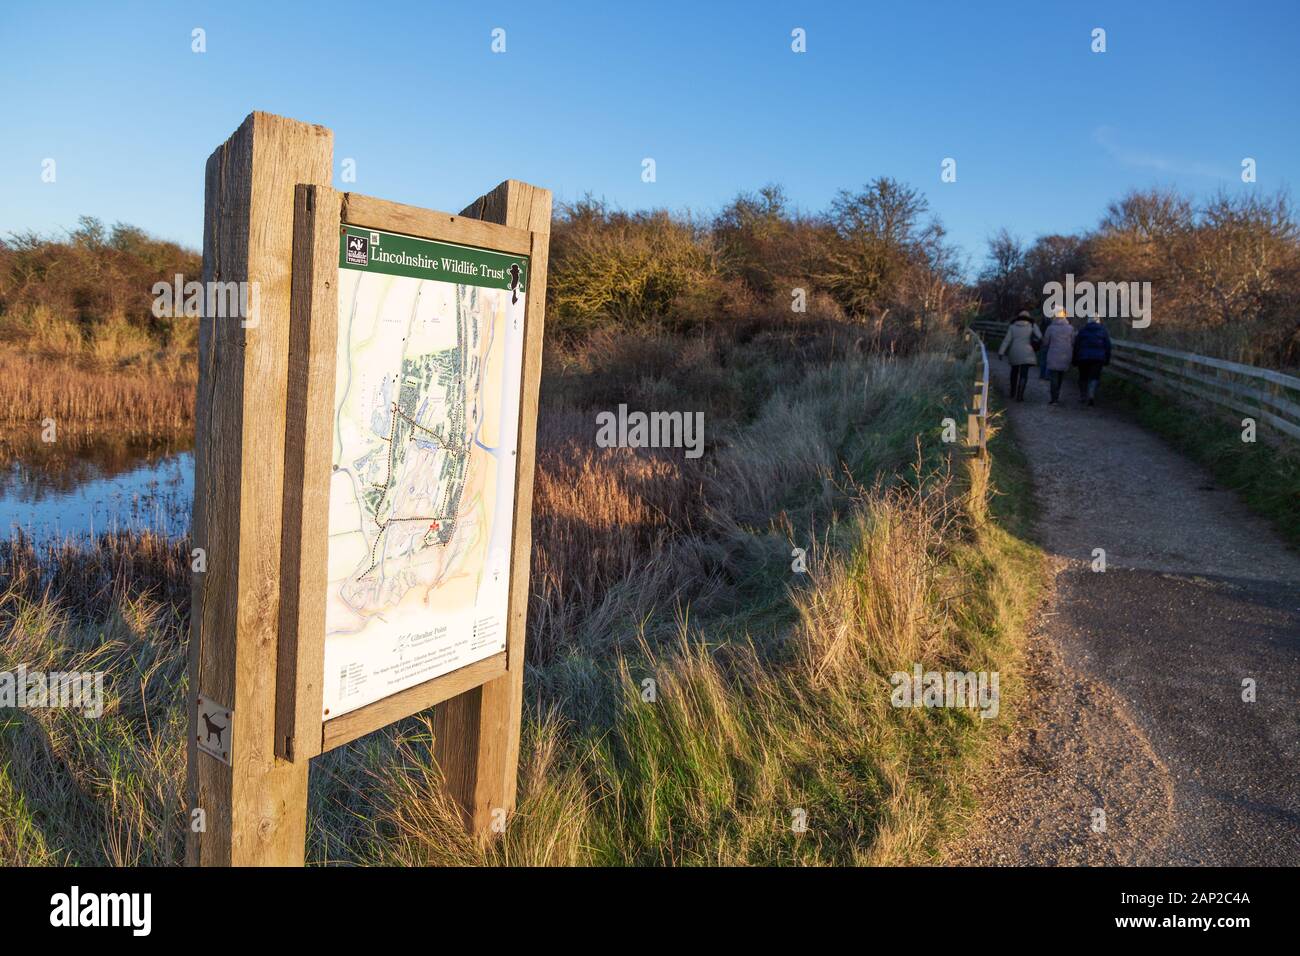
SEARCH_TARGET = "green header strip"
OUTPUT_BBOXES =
[340,225,529,293]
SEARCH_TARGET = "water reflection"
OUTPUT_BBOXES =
[0,439,193,542]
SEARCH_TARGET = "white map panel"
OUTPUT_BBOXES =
[323,230,526,718]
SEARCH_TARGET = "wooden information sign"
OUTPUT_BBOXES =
[185,112,550,865]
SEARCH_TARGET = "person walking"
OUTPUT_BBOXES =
[1040,309,1075,405]
[1036,312,1052,380]
[997,310,1042,402]
[1073,316,1112,406]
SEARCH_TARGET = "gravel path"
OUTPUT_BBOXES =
[951,367,1300,866]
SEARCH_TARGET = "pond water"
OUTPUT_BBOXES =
[0,441,193,543]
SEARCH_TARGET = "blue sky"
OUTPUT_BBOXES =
[2,0,1296,274]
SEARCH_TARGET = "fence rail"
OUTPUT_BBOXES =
[967,330,990,454]
[970,319,1300,443]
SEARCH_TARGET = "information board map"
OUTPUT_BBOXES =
[323,226,528,719]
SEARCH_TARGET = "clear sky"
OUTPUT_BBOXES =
[2,0,1296,274]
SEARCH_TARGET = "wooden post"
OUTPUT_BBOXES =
[186,113,333,866]
[432,181,552,837]
[275,183,340,764]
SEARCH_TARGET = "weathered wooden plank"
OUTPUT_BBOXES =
[1113,338,1300,392]
[1114,350,1300,422]
[320,653,509,752]
[340,192,533,256]
[186,112,333,866]
[276,184,342,763]
[1112,358,1300,441]
[1113,358,1300,438]
[433,180,551,836]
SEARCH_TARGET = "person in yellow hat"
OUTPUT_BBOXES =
[1040,308,1076,405]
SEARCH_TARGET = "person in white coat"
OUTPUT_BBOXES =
[997,310,1042,402]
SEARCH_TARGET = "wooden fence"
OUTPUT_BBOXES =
[970,319,1300,443]
[966,330,990,454]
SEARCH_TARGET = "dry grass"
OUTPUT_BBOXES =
[0,221,198,455]
[0,531,189,867]
[1,530,190,619]
[0,322,1044,866]
[530,431,702,664]
[0,354,194,428]
[0,353,195,467]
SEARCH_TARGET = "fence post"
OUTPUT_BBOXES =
[966,330,990,456]
[185,113,333,866]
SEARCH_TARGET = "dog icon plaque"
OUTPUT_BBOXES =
[196,694,233,765]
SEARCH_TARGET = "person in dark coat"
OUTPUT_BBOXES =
[1072,317,1111,406]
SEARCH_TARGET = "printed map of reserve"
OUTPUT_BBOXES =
[323,226,528,719]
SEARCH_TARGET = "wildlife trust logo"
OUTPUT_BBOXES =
[345,232,370,266]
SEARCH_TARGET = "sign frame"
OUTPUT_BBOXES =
[275,187,547,760]
[185,112,550,865]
